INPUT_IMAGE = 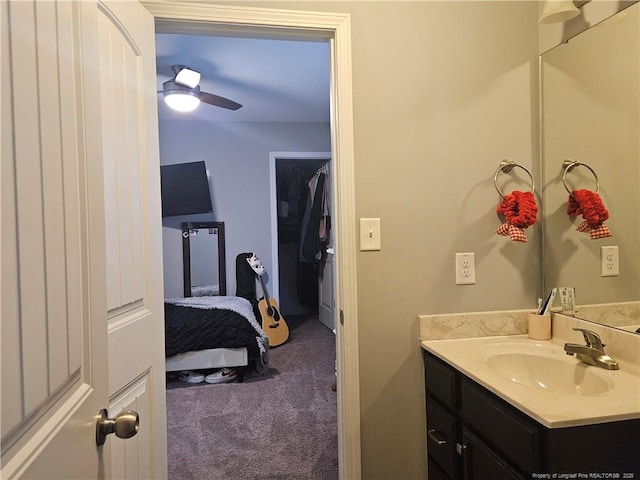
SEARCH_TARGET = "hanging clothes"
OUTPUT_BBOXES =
[299,170,330,263]
[318,170,330,242]
[298,175,316,254]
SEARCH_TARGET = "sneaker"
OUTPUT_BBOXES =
[205,368,237,384]
[177,370,205,384]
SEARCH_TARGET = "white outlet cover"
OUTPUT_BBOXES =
[455,252,476,285]
[600,246,619,277]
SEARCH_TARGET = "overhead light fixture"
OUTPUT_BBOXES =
[538,0,580,24]
[158,64,243,112]
[162,80,200,112]
[174,67,201,89]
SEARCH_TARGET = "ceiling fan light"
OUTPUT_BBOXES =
[175,67,201,89]
[164,92,200,112]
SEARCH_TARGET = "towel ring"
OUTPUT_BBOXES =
[562,159,599,195]
[493,159,534,197]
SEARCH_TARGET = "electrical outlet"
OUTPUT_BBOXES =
[455,252,476,285]
[601,246,619,277]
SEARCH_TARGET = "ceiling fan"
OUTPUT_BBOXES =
[160,65,243,113]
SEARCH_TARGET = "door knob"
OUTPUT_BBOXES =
[96,408,139,446]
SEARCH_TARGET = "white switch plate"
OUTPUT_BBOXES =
[455,252,476,285]
[360,218,381,251]
[601,246,619,277]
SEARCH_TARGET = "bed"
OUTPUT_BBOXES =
[164,295,268,382]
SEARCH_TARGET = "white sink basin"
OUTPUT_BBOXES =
[422,330,640,427]
[486,352,614,396]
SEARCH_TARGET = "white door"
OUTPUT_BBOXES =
[97,1,168,479]
[319,249,336,331]
[1,1,111,478]
[319,161,335,331]
[1,0,167,478]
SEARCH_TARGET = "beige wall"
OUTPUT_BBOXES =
[218,2,540,478]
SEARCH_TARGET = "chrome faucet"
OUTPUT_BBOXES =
[564,328,619,370]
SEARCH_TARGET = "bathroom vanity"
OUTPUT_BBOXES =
[421,333,640,479]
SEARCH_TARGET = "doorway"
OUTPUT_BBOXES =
[144,3,361,478]
[269,152,333,322]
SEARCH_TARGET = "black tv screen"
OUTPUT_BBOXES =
[160,161,213,217]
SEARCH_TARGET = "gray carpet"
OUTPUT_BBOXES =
[166,315,338,480]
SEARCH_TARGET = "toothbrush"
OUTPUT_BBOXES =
[540,288,557,315]
[536,298,543,314]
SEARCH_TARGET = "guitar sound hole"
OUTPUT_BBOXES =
[267,307,280,321]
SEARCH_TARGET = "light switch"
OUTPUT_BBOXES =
[360,218,381,251]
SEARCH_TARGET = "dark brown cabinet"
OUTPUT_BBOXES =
[460,428,524,480]
[423,349,640,479]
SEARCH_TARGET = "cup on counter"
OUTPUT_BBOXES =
[528,312,551,340]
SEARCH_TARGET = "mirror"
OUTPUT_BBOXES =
[182,222,226,297]
[541,3,640,332]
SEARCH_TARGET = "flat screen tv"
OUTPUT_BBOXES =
[160,161,213,217]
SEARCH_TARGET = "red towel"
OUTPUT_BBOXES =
[567,189,611,239]
[496,191,538,243]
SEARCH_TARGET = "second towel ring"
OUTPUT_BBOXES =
[562,159,599,195]
[493,160,535,197]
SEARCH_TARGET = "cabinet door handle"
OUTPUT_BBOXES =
[457,443,471,480]
[427,429,447,446]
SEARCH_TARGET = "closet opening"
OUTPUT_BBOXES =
[274,157,332,322]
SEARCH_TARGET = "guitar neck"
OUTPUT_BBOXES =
[258,276,272,308]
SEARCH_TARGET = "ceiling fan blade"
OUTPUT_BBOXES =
[198,91,243,111]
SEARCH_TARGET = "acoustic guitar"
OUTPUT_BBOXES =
[257,275,289,347]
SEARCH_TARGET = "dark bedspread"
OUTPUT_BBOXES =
[164,303,260,358]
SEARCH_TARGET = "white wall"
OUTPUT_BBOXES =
[159,120,330,298]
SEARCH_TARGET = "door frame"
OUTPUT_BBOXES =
[141,2,361,479]
[269,151,331,307]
